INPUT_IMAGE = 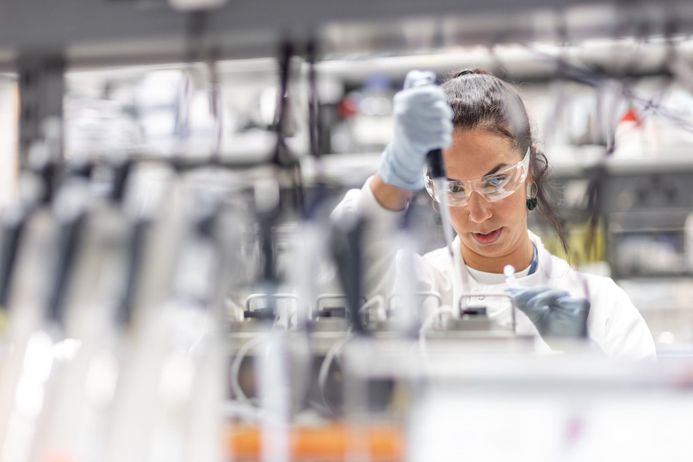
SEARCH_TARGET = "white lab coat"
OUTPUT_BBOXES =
[332,178,657,360]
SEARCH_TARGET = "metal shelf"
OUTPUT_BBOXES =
[609,227,686,234]
[0,0,692,69]
[615,272,693,280]
[298,148,693,186]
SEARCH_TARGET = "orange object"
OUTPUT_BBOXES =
[227,424,404,461]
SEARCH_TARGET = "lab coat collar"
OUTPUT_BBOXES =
[451,230,550,310]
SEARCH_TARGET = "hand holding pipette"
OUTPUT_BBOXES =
[507,286,590,339]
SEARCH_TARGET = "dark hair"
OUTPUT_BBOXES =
[441,69,568,252]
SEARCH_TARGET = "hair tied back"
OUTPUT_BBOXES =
[453,69,488,78]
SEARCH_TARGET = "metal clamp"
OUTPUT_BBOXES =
[458,292,517,332]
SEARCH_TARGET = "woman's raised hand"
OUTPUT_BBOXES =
[377,70,453,191]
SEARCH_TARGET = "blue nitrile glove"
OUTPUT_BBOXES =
[378,70,453,191]
[507,287,590,339]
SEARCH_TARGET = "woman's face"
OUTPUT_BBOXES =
[443,128,531,264]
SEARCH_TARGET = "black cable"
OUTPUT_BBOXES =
[0,217,27,310]
[273,40,293,167]
[303,36,331,221]
[39,160,60,206]
[307,38,320,163]
[109,159,133,205]
[208,50,223,162]
[47,211,86,327]
[117,218,149,329]
[291,152,306,215]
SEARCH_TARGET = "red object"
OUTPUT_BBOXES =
[337,98,359,119]
[620,108,642,127]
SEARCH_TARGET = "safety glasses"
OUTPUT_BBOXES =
[424,147,530,207]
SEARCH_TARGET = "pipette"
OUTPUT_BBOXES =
[427,149,468,315]
[504,264,519,289]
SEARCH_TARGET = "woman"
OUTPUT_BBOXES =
[333,69,656,360]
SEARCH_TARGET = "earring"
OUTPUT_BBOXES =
[526,183,538,211]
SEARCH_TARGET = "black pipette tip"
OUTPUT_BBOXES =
[426,148,446,179]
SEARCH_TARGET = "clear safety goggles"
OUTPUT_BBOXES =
[424,147,530,207]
